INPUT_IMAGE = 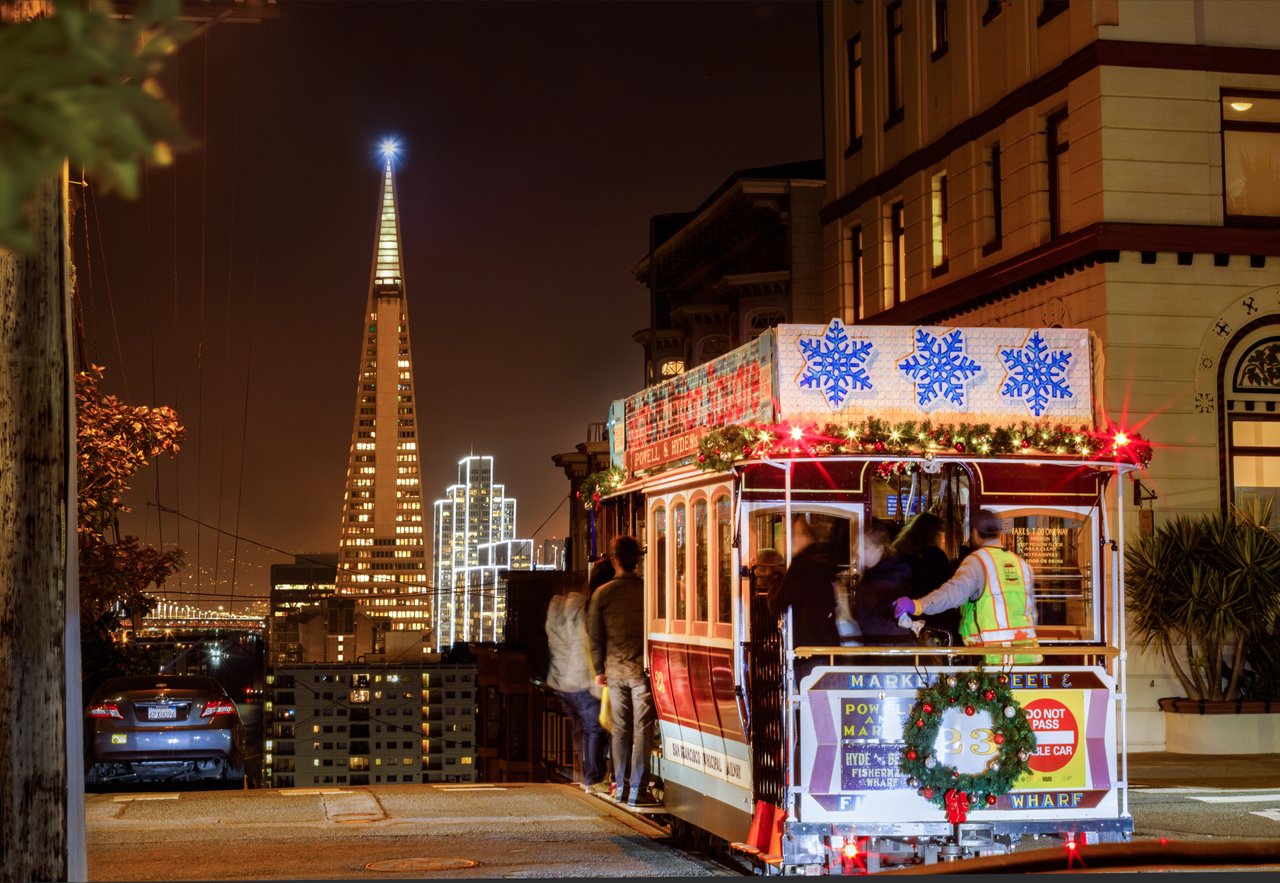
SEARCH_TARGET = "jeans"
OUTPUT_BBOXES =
[607,676,655,800]
[555,689,607,785]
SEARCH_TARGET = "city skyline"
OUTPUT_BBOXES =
[75,0,821,611]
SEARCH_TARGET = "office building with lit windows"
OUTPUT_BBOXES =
[263,660,477,788]
[433,456,538,649]
[334,143,432,636]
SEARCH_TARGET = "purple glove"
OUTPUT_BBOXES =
[893,597,916,620]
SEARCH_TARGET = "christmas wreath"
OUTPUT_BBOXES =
[899,668,1037,823]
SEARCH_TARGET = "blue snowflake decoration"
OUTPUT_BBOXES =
[797,319,875,409]
[898,327,983,409]
[999,330,1074,417]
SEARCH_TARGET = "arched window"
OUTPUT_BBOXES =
[747,309,786,339]
[714,494,733,624]
[673,502,688,621]
[1224,326,1280,527]
[693,499,709,622]
[652,505,667,619]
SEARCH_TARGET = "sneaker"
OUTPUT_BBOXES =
[626,791,662,808]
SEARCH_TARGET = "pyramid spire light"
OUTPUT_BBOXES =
[372,139,403,287]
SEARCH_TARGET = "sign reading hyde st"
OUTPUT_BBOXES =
[623,334,775,474]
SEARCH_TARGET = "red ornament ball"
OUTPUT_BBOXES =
[953,770,961,779]
[922,787,934,799]
[906,749,918,761]
[955,442,966,452]
[948,696,958,704]
[915,718,925,728]
[986,794,998,807]
[965,705,975,716]
[993,733,1005,745]
[984,689,996,701]
[997,674,1009,685]
[874,441,885,452]
[1021,439,1031,448]
[922,702,934,714]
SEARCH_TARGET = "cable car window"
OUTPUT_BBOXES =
[694,499,709,622]
[673,502,688,621]
[1006,510,1097,643]
[715,494,732,624]
[653,504,667,619]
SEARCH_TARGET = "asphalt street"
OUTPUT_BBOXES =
[85,754,1280,879]
[86,783,735,880]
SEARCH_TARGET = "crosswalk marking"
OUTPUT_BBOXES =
[1185,792,1280,804]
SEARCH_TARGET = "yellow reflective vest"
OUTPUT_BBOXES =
[957,548,1042,664]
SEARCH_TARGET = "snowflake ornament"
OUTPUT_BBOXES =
[999,331,1073,417]
[898,328,983,409]
[797,319,874,409]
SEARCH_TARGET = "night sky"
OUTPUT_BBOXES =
[79,0,822,611]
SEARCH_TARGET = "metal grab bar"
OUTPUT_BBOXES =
[791,643,1119,659]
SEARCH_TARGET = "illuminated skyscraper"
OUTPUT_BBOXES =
[432,455,521,649]
[334,143,430,631]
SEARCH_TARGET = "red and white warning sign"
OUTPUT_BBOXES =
[1023,697,1079,773]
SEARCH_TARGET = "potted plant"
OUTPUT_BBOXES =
[1125,500,1280,752]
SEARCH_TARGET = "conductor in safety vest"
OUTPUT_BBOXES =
[892,509,1042,664]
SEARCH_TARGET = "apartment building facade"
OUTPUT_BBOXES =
[820,0,1280,748]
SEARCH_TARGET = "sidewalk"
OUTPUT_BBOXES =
[1127,751,1280,789]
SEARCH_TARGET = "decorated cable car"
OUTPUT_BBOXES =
[584,320,1151,873]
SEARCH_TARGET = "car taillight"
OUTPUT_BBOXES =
[88,703,123,719]
[201,699,238,718]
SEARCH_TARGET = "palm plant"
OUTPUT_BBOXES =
[1126,500,1280,701]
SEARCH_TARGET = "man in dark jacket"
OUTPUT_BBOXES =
[853,521,916,644]
[766,517,856,647]
[588,536,659,808]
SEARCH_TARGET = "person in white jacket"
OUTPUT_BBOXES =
[546,558,613,790]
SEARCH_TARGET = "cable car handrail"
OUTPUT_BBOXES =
[791,643,1120,659]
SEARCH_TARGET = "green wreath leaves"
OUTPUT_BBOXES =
[899,668,1037,816]
[576,466,626,511]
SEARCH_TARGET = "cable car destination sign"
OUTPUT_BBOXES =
[621,321,1097,475]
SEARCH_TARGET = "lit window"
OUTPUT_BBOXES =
[1222,93,1280,220]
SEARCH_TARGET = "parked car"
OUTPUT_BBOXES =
[85,674,246,787]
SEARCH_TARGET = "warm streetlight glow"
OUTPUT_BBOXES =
[789,425,804,441]
[1230,101,1253,112]
[380,137,401,160]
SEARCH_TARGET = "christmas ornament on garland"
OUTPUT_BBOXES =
[576,466,626,511]
[899,667,1037,823]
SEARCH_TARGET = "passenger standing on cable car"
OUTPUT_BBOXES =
[766,517,844,648]
[851,521,915,644]
[545,556,612,792]
[893,509,1042,663]
[891,512,960,641]
[588,536,660,808]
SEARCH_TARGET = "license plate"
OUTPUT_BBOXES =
[149,707,178,720]
[110,734,127,744]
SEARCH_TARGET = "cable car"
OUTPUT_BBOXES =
[586,321,1147,873]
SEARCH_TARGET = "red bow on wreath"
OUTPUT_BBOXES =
[944,788,970,825]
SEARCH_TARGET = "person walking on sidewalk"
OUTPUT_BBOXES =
[588,535,660,808]
[893,508,1042,664]
[545,557,612,791]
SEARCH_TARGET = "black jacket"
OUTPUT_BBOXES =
[853,553,916,642]
[767,542,842,647]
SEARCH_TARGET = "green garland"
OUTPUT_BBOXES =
[696,419,1153,471]
[899,668,1037,816]
[576,466,626,511]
